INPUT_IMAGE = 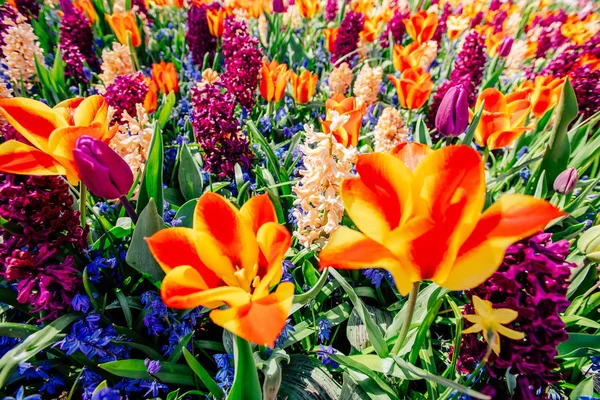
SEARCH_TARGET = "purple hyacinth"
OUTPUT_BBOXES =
[381,7,409,48]
[190,83,253,178]
[0,4,17,55]
[104,72,148,122]
[332,11,364,64]
[221,16,262,110]
[324,0,337,22]
[59,6,99,83]
[15,0,41,19]
[542,32,600,77]
[432,3,451,44]
[490,9,507,34]
[131,0,150,19]
[571,64,600,120]
[186,3,217,66]
[458,232,573,400]
[428,30,486,125]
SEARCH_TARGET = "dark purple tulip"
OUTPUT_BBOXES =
[435,86,469,137]
[60,0,76,16]
[553,167,578,194]
[73,136,133,200]
[498,36,514,57]
[273,0,286,13]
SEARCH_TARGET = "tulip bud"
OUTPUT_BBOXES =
[498,36,514,58]
[73,136,133,199]
[435,86,469,137]
[553,167,578,194]
[273,0,286,13]
[577,225,600,263]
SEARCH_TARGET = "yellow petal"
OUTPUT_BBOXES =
[0,140,67,176]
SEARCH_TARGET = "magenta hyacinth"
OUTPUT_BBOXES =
[458,232,573,400]
[221,16,262,110]
[571,64,600,120]
[59,1,99,83]
[432,3,451,44]
[381,7,409,48]
[15,0,41,19]
[324,0,337,21]
[190,83,253,178]
[0,4,17,54]
[186,3,218,66]
[332,11,364,63]
[104,72,148,122]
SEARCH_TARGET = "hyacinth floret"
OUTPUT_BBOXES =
[59,8,99,83]
[332,11,364,63]
[104,72,149,122]
[186,3,217,66]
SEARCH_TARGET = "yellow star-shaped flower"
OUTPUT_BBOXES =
[463,295,525,355]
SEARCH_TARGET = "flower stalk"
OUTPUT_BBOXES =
[392,282,420,355]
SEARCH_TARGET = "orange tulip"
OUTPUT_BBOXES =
[446,15,470,41]
[144,77,158,113]
[290,70,318,104]
[388,68,433,110]
[403,11,438,44]
[351,0,373,16]
[296,0,320,18]
[323,27,339,53]
[0,96,116,184]
[151,61,179,94]
[518,75,564,118]
[392,42,426,72]
[260,60,291,103]
[361,15,382,43]
[206,8,226,37]
[561,19,593,45]
[146,193,294,346]
[575,53,600,71]
[472,88,532,150]
[322,94,365,147]
[106,12,142,47]
[319,142,564,295]
[478,26,506,57]
[74,0,97,23]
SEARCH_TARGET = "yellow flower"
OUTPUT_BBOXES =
[463,296,525,355]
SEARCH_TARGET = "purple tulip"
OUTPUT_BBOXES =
[553,167,578,194]
[435,85,469,137]
[498,36,514,57]
[60,0,77,16]
[273,0,286,13]
[73,136,133,200]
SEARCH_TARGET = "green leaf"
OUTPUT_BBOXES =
[92,218,133,251]
[182,348,224,399]
[539,78,578,190]
[557,333,600,357]
[341,371,391,400]
[137,124,164,215]
[290,268,330,314]
[329,354,399,400]
[99,359,195,386]
[158,91,177,129]
[415,116,432,147]
[279,355,342,399]
[0,323,38,339]
[114,288,133,329]
[174,199,198,228]
[330,269,389,357]
[347,306,393,352]
[0,314,79,387]
[168,332,193,363]
[112,341,164,361]
[569,377,594,400]
[533,170,547,199]
[462,101,485,145]
[178,143,204,201]
[229,336,262,400]
[126,199,166,283]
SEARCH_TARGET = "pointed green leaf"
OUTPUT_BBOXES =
[137,124,164,215]
[182,348,224,398]
[178,143,204,201]
[229,336,262,400]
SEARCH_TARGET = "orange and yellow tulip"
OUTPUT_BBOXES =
[478,26,506,57]
[296,0,320,18]
[576,53,600,71]
[151,61,179,94]
[518,75,564,118]
[206,8,226,37]
[319,142,564,295]
[561,19,593,45]
[260,60,291,103]
[146,193,294,346]
[106,12,142,47]
[322,94,365,147]
[388,68,433,110]
[472,88,532,150]
[361,15,382,43]
[74,0,97,23]
[290,70,318,104]
[446,15,470,41]
[0,96,116,184]
[144,77,158,113]
[403,11,438,44]
[392,42,427,72]
[323,27,339,53]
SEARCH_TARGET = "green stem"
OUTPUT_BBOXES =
[391,282,420,355]
[406,109,413,131]
[79,182,87,229]
[229,336,262,400]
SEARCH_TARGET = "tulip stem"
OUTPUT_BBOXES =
[79,183,87,229]
[391,282,420,355]
[120,195,138,224]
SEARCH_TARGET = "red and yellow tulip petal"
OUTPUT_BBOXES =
[390,142,433,171]
[0,98,68,151]
[146,227,222,286]
[161,266,250,309]
[0,140,67,176]
[342,153,412,243]
[210,282,294,347]
[441,194,564,291]
[486,128,529,150]
[239,193,278,234]
[47,126,104,160]
[193,192,258,272]
[254,222,291,297]
[53,97,85,125]
[342,109,364,147]
[319,227,413,295]
[73,95,109,128]
[478,88,507,113]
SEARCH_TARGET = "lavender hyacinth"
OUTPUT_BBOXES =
[186,3,217,66]
[332,11,364,63]
[458,233,573,400]
[221,16,262,109]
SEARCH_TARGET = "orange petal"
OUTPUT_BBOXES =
[47,126,105,160]
[319,226,413,295]
[486,128,529,150]
[479,88,507,113]
[73,95,109,128]
[194,192,258,272]
[440,194,565,290]
[0,98,68,151]
[342,153,412,243]
[210,282,294,347]
[0,140,67,176]
[254,222,292,298]
[239,194,278,234]
[145,227,221,287]
[53,97,85,125]
[390,142,433,171]
[161,265,250,309]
